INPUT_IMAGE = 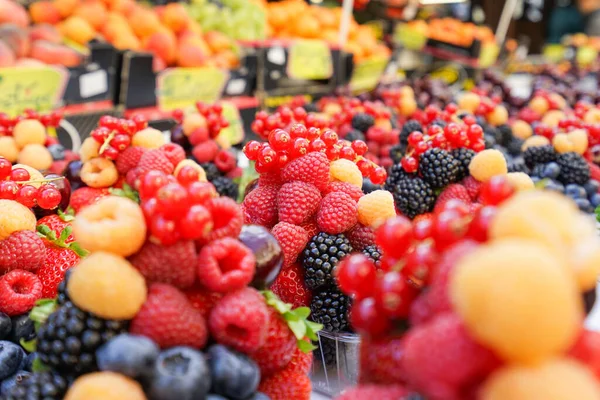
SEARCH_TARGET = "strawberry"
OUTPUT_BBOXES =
[569,329,600,379]
[251,307,297,377]
[336,384,410,400]
[69,187,110,213]
[37,212,75,244]
[0,230,46,274]
[258,366,312,400]
[359,336,405,385]
[461,176,481,200]
[271,263,312,309]
[287,346,313,375]
[434,184,471,213]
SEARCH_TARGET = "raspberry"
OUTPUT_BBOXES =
[345,224,375,251]
[214,149,237,173]
[330,158,363,188]
[271,263,312,309]
[184,285,223,319]
[282,152,330,191]
[130,283,208,349]
[130,240,198,289]
[80,157,119,188]
[251,307,297,377]
[271,222,309,268]
[569,329,600,379]
[317,192,358,234]
[242,185,279,227]
[462,176,481,200]
[200,197,243,244]
[323,181,363,202]
[336,384,409,400]
[434,184,472,213]
[136,149,174,176]
[159,143,186,166]
[116,146,146,175]
[402,313,500,400]
[299,219,318,239]
[69,187,110,213]
[0,269,42,316]
[0,199,36,240]
[197,237,255,293]
[126,168,141,188]
[65,372,146,400]
[357,190,396,227]
[209,287,269,353]
[0,230,46,273]
[258,172,282,186]
[360,336,405,385]
[192,140,219,163]
[278,182,321,225]
[287,346,313,374]
[258,366,312,400]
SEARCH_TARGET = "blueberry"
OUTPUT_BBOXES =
[47,144,66,161]
[23,353,37,372]
[0,341,25,380]
[584,180,600,196]
[0,313,11,340]
[565,184,586,199]
[96,334,159,380]
[0,370,31,394]
[544,180,564,193]
[246,393,270,400]
[207,395,229,400]
[10,315,35,343]
[147,346,211,400]
[575,198,594,213]
[542,162,561,179]
[591,193,600,208]
[208,345,260,400]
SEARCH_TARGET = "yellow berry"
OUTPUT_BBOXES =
[323,103,342,116]
[330,159,362,188]
[522,135,551,151]
[468,149,507,182]
[13,119,46,149]
[0,200,37,240]
[73,196,147,257]
[506,172,534,191]
[400,86,414,97]
[357,190,396,227]
[584,108,600,124]
[182,113,207,136]
[549,93,567,109]
[12,164,44,187]
[17,144,53,171]
[530,96,550,115]
[553,133,575,154]
[174,159,207,182]
[511,119,533,140]
[481,359,600,400]
[80,158,119,188]
[542,110,565,127]
[80,137,100,162]
[132,128,165,149]
[458,92,481,113]
[569,237,600,291]
[450,239,582,364]
[487,105,508,126]
[568,129,589,155]
[65,372,147,400]
[0,137,19,162]
[68,252,147,320]
[399,98,417,117]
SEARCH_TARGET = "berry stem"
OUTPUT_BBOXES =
[99,131,117,154]
[15,177,64,185]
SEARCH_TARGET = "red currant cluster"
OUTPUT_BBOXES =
[251,107,330,140]
[243,123,388,184]
[335,175,516,337]
[317,97,393,134]
[0,157,66,210]
[173,102,230,139]
[401,120,486,173]
[138,166,216,246]
[0,109,63,136]
[90,115,148,160]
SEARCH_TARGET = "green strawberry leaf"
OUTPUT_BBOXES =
[595,205,600,223]
[37,225,89,257]
[20,338,36,353]
[57,209,75,222]
[29,299,57,330]
[287,319,307,340]
[298,340,317,353]
[294,307,311,320]
[32,357,50,373]
[109,183,140,204]
[534,178,549,189]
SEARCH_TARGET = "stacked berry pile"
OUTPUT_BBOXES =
[335,190,600,400]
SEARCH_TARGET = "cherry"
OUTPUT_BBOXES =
[0,181,18,200]
[375,216,413,258]
[350,297,392,337]
[479,175,515,205]
[336,254,377,299]
[375,271,416,318]
[156,183,190,219]
[37,186,61,209]
[10,168,30,182]
[179,205,213,240]
[16,185,37,208]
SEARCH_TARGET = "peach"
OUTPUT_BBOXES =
[108,0,134,15]
[30,1,62,24]
[0,0,30,28]
[29,24,62,44]
[30,41,83,67]
[129,8,161,39]
[0,40,16,67]
[204,31,233,53]
[177,40,210,67]
[143,30,177,65]
[112,33,140,51]
[53,0,79,18]
[61,16,96,45]
[0,25,30,59]
[160,3,189,34]
[74,1,108,30]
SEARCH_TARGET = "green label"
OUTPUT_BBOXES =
[577,46,598,66]
[478,43,500,68]
[393,23,427,50]
[216,101,244,149]
[350,56,390,93]
[156,67,229,111]
[287,40,333,81]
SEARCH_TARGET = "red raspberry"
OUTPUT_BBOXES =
[116,146,146,175]
[130,240,198,289]
[130,283,208,349]
[197,238,255,293]
[201,197,243,244]
[251,307,297,377]
[299,219,318,240]
[345,224,375,251]
[277,182,321,225]
[209,287,269,353]
[69,187,110,212]
[282,152,330,191]
[336,385,410,400]
[184,285,223,319]
[317,192,358,234]
[413,213,433,224]
[271,222,309,268]
[258,366,312,400]
[192,140,219,163]
[271,263,312,309]
[461,176,481,200]
[37,214,74,243]
[434,184,471,213]
[189,127,209,145]
[287,346,313,375]
[214,150,237,173]
[401,313,500,400]
[323,181,363,202]
[137,150,174,176]
[159,143,186,167]
[258,172,282,187]
[243,185,279,227]
[49,160,68,175]
[569,329,600,379]
[226,167,243,180]
[588,160,600,182]
[0,230,46,274]
[0,270,42,316]
[360,336,405,385]
[126,168,141,188]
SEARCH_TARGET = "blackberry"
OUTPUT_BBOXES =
[483,124,501,143]
[310,286,350,332]
[450,148,475,180]
[211,176,239,200]
[56,269,73,306]
[523,145,557,167]
[362,178,382,194]
[36,301,129,376]
[506,137,524,156]
[200,162,222,181]
[399,120,423,145]
[351,113,375,133]
[531,163,546,178]
[362,245,382,266]
[344,129,365,142]
[389,143,405,164]
[556,152,591,185]
[497,124,514,147]
[3,372,68,400]
[387,175,435,219]
[507,157,530,174]
[302,233,353,290]
[483,133,497,149]
[385,164,415,188]
[418,148,459,189]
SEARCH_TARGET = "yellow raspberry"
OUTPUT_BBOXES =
[0,200,36,240]
[542,110,565,127]
[0,137,19,162]
[13,119,46,149]
[17,144,53,171]
[511,120,533,140]
[569,237,600,291]
[506,172,534,192]
[553,133,575,153]
[522,135,550,151]
[174,159,207,182]
[68,252,147,320]
[132,128,165,149]
[80,137,100,162]
[468,149,507,182]
[65,372,147,400]
[568,129,589,154]
[584,108,600,124]
[357,190,396,227]
[458,92,480,113]
[487,105,508,126]
[330,159,362,188]
[182,113,207,136]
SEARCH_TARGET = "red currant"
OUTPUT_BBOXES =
[141,171,168,199]
[291,138,310,158]
[413,218,433,240]
[431,209,468,250]
[0,158,11,180]
[479,175,515,205]
[110,134,131,152]
[307,127,321,141]
[132,115,148,131]
[0,181,18,200]
[374,271,416,318]
[269,129,292,152]
[467,124,483,141]
[258,145,277,166]
[471,139,485,152]
[467,205,497,242]
[462,115,477,126]
[335,254,376,299]
[321,129,339,146]
[151,215,180,246]
[172,109,184,123]
[37,186,61,209]
[413,141,429,155]
[339,146,356,160]
[403,241,438,286]
[16,185,37,208]
[408,131,423,147]
[401,156,418,173]
[100,146,119,160]
[243,141,261,161]
[91,127,110,143]
[251,120,265,136]
[188,181,217,204]
[375,216,413,258]
[10,168,30,182]
[289,124,307,138]
[99,115,117,129]
[325,145,340,161]
[351,140,367,156]
[350,297,392,337]
[156,183,190,219]
[179,205,213,240]
[176,166,200,186]
[309,138,327,153]
[370,167,387,185]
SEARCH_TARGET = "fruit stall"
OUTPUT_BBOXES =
[1,0,600,399]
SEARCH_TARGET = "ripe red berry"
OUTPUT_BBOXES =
[156,183,190,219]
[0,158,11,180]
[132,114,148,130]
[403,241,438,286]
[0,181,18,200]
[269,129,292,152]
[340,146,356,160]
[16,185,37,208]
[376,216,413,258]
[100,146,119,160]
[179,205,213,240]
[431,209,468,250]
[479,175,515,205]
[351,140,368,156]
[151,215,180,245]
[309,138,327,153]
[176,166,200,186]
[413,218,433,240]
[291,138,310,158]
[243,141,261,160]
[402,156,418,173]
[408,131,423,147]
[37,186,61,209]
[351,297,392,337]
[375,271,416,318]
[141,171,169,199]
[11,168,30,182]
[356,159,374,177]
[370,167,387,185]
[110,134,131,151]
[336,254,377,299]
[467,205,497,242]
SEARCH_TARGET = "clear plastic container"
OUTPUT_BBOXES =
[310,330,361,397]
